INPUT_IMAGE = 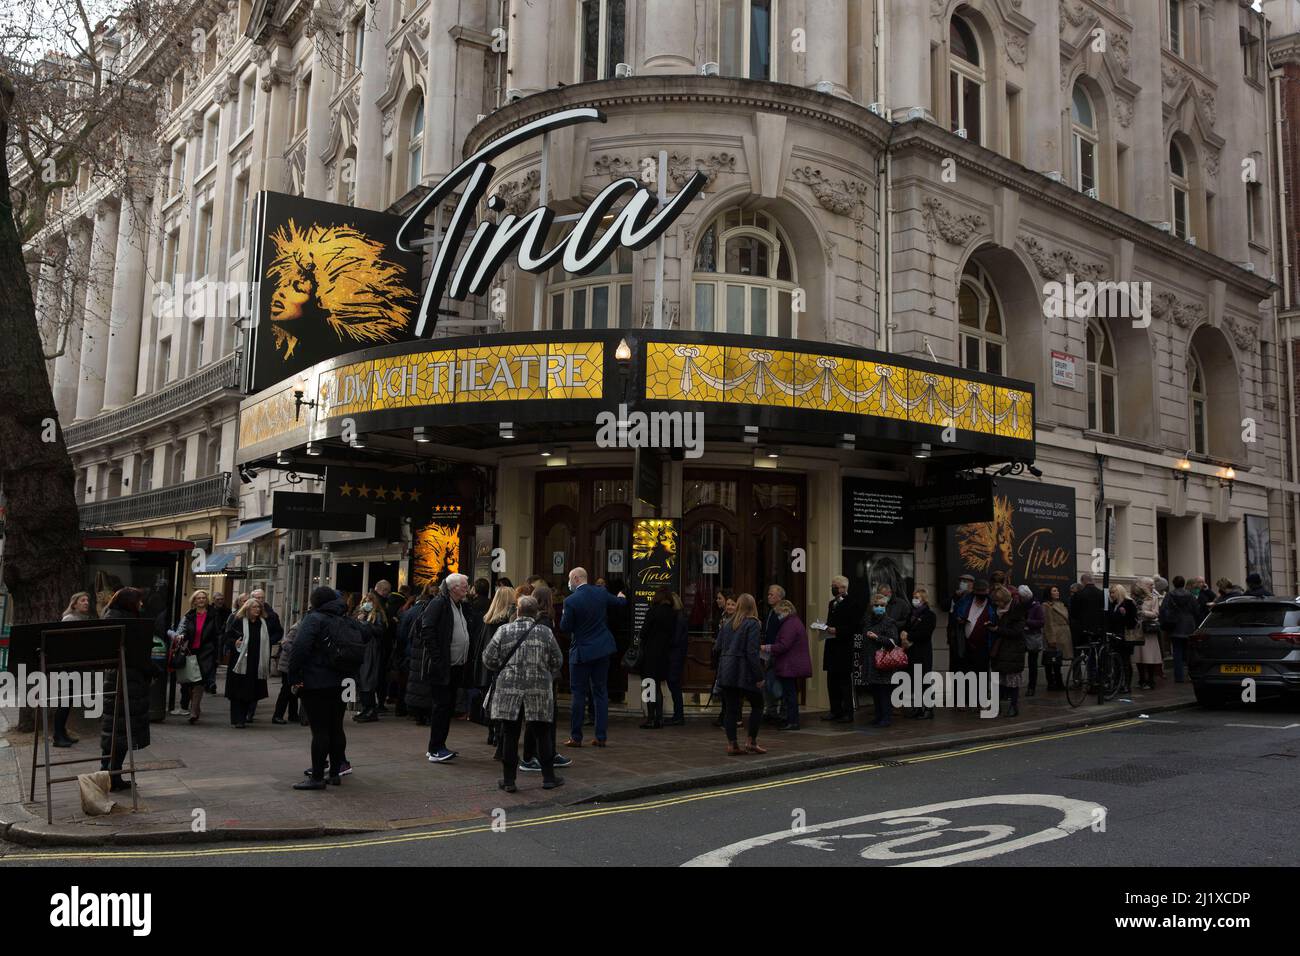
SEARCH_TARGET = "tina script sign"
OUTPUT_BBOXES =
[630,518,681,638]
[396,108,706,336]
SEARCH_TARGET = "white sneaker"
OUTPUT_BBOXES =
[169,708,187,716]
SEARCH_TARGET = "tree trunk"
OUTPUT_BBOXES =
[1,78,86,730]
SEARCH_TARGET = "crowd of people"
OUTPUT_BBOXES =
[52,564,1261,795]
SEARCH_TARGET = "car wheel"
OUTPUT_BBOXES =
[1193,684,1225,708]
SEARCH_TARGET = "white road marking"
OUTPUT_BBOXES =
[681,794,1104,867]
[1224,722,1300,730]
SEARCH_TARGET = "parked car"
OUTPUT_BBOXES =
[1188,596,1300,706]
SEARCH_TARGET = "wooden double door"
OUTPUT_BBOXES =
[532,468,806,694]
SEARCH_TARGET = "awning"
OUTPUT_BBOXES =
[216,518,275,550]
[194,551,237,574]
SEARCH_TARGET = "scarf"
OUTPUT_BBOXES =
[233,617,270,679]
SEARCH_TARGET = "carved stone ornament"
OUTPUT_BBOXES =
[1200,90,1217,126]
[1151,291,1206,329]
[1115,98,1133,128]
[1060,0,1090,28]
[1022,236,1106,283]
[493,170,541,218]
[668,152,736,189]
[1161,61,1185,92]
[592,154,638,182]
[250,43,271,65]
[921,197,984,246]
[930,0,947,19]
[1205,150,1220,181]
[791,166,870,220]
[1110,33,1131,75]
[1006,35,1027,68]
[1225,317,1258,352]
[381,108,396,138]
[642,302,682,329]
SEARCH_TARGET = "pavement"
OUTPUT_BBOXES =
[0,675,1200,847]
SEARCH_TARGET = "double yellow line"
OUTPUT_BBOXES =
[0,718,1142,862]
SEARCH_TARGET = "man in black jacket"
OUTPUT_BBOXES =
[1244,573,1272,598]
[821,576,861,723]
[289,587,351,790]
[1159,576,1201,683]
[414,573,472,763]
[1068,573,1105,650]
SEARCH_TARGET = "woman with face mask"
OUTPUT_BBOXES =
[862,592,903,727]
[353,591,388,722]
[904,588,937,719]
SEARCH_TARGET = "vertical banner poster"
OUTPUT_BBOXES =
[942,478,1077,592]
[631,518,681,637]
[246,191,421,393]
[412,504,463,587]
[1244,515,1273,593]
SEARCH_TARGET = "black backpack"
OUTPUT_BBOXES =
[322,614,368,674]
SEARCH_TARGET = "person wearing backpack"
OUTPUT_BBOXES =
[290,587,355,790]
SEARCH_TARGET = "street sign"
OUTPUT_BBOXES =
[702,550,719,574]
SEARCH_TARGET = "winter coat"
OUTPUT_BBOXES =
[481,618,563,722]
[862,616,901,686]
[636,603,676,681]
[408,594,458,709]
[468,617,508,690]
[396,599,427,670]
[1160,588,1201,638]
[1106,598,1139,640]
[991,600,1028,674]
[716,618,763,691]
[1068,584,1105,644]
[286,599,351,691]
[1043,600,1073,658]
[99,608,152,756]
[180,607,223,686]
[823,594,863,672]
[355,617,386,693]
[223,615,270,702]
[885,594,911,632]
[905,605,937,649]
[260,603,284,644]
[668,610,689,681]
[770,612,812,679]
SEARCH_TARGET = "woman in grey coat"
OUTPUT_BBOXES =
[481,595,564,792]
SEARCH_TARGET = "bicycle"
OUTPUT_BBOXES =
[1065,630,1125,707]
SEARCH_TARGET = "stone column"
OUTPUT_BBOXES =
[101,194,149,411]
[425,0,461,181]
[52,223,91,422]
[74,201,120,421]
[642,0,696,74]
[353,8,389,209]
[887,0,930,115]
[804,0,848,95]
[303,9,334,199]
[260,60,293,195]
[506,0,549,97]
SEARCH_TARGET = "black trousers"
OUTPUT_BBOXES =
[273,677,299,721]
[500,707,556,784]
[1044,650,1064,688]
[1026,649,1040,692]
[825,667,854,717]
[722,687,764,743]
[523,696,558,762]
[302,687,346,780]
[426,664,462,754]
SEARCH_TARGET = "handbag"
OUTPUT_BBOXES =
[478,621,536,721]
[180,654,202,685]
[1024,631,1045,652]
[873,644,908,671]
[622,636,643,671]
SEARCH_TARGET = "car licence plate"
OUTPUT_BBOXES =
[1219,664,1262,675]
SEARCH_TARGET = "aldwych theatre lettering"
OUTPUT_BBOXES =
[396,107,707,336]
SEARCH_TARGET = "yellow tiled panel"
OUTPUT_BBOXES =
[455,347,498,404]
[857,362,904,422]
[322,359,377,418]
[650,342,726,404]
[959,380,996,434]
[550,341,604,400]
[744,346,795,408]
[850,360,883,418]
[794,353,849,413]
[644,342,679,400]
[726,347,767,407]
[997,388,1034,440]
[904,368,956,428]
[420,349,458,406]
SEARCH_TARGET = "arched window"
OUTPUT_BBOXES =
[578,0,627,81]
[958,260,1005,375]
[1188,347,1208,455]
[171,444,187,485]
[692,208,797,337]
[1170,140,1190,239]
[139,453,153,493]
[1071,82,1098,196]
[949,13,984,145]
[548,245,634,329]
[407,97,424,192]
[1087,320,1118,435]
[719,0,776,82]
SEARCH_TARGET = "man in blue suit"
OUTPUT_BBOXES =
[560,567,627,747]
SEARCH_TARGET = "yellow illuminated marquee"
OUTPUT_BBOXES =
[644,342,1033,441]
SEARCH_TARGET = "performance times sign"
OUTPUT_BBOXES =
[630,518,680,637]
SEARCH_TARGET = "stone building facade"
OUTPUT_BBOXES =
[28,0,1296,659]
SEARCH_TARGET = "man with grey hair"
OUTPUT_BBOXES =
[560,567,626,746]
[412,573,472,762]
[761,584,787,724]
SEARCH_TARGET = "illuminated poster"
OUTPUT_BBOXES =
[942,478,1077,592]
[412,505,464,587]
[247,191,421,392]
[630,518,680,636]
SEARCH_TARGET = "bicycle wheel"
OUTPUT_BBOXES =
[1100,650,1124,702]
[1065,655,1091,707]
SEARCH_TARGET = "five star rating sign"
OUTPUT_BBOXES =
[325,466,438,517]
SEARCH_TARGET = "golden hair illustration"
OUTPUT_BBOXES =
[956,495,1015,572]
[265,219,414,361]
